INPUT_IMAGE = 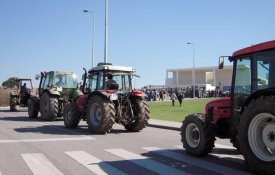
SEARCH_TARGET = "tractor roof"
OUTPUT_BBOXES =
[16,78,32,82]
[232,40,275,59]
[88,63,135,73]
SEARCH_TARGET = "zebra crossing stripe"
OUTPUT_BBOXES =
[65,151,127,175]
[0,137,95,143]
[105,148,190,175]
[21,153,63,175]
[214,143,236,149]
[176,144,235,150]
[143,147,251,175]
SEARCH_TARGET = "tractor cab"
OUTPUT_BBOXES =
[219,41,275,140]
[38,71,79,99]
[86,63,136,92]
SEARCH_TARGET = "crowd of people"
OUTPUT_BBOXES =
[142,86,230,103]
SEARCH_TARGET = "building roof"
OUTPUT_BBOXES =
[167,65,232,72]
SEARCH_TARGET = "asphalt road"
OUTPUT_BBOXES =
[0,107,253,175]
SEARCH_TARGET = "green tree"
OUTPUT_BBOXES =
[2,77,19,88]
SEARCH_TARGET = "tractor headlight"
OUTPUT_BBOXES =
[57,87,63,92]
[110,93,118,101]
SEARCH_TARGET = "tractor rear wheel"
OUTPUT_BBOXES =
[239,96,275,175]
[28,96,39,118]
[64,103,81,128]
[124,98,150,132]
[40,93,58,121]
[181,113,215,156]
[86,95,115,134]
[10,96,17,111]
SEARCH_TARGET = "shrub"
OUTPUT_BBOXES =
[0,87,10,106]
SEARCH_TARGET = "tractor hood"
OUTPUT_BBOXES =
[205,97,231,109]
[205,97,231,123]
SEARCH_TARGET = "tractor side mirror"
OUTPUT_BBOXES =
[35,74,40,80]
[219,57,224,69]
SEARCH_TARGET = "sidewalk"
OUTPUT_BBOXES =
[148,119,181,131]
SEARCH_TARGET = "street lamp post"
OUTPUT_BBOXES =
[83,10,95,67]
[187,42,195,98]
[104,0,108,63]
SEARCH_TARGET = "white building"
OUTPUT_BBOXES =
[165,65,233,90]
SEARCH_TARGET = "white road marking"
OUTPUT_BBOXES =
[22,153,63,175]
[214,143,236,149]
[105,148,190,175]
[143,147,250,175]
[176,144,235,150]
[66,151,127,175]
[0,137,95,143]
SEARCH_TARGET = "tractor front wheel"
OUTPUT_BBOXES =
[239,96,275,175]
[40,93,58,121]
[181,113,215,156]
[28,96,39,118]
[86,95,115,134]
[124,98,150,132]
[10,96,17,111]
[64,103,81,128]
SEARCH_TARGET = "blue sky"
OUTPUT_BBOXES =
[1,0,275,88]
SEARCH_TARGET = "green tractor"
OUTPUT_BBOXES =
[28,71,82,121]
[9,78,34,111]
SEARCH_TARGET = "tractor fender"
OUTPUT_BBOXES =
[87,91,110,102]
[129,90,145,97]
[43,89,60,97]
[70,89,83,101]
[76,94,88,108]
[241,88,275,114]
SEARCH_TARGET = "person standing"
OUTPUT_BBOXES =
[171,92,177,106]
[177,92,184,107]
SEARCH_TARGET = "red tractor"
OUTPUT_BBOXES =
[181,40,275,175]
[63,63,150,134]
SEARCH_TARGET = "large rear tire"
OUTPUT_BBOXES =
[10,96,17,111]
[64,103,81,128]
[28,96,39,118]
[124,98,150,132]
[40,93,58,121]
[239,96,275,175]
[181,113,215,156]
[86,95,115,134]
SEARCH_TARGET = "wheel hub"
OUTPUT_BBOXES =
[248,113,275,161]
[262,123,275,150]
[185,123,200,148]
[192,130,200,140]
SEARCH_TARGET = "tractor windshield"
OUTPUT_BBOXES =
[255,49,275,90]
[234,49,275,95]
[54,73,78,88]
[111,73,132,91]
